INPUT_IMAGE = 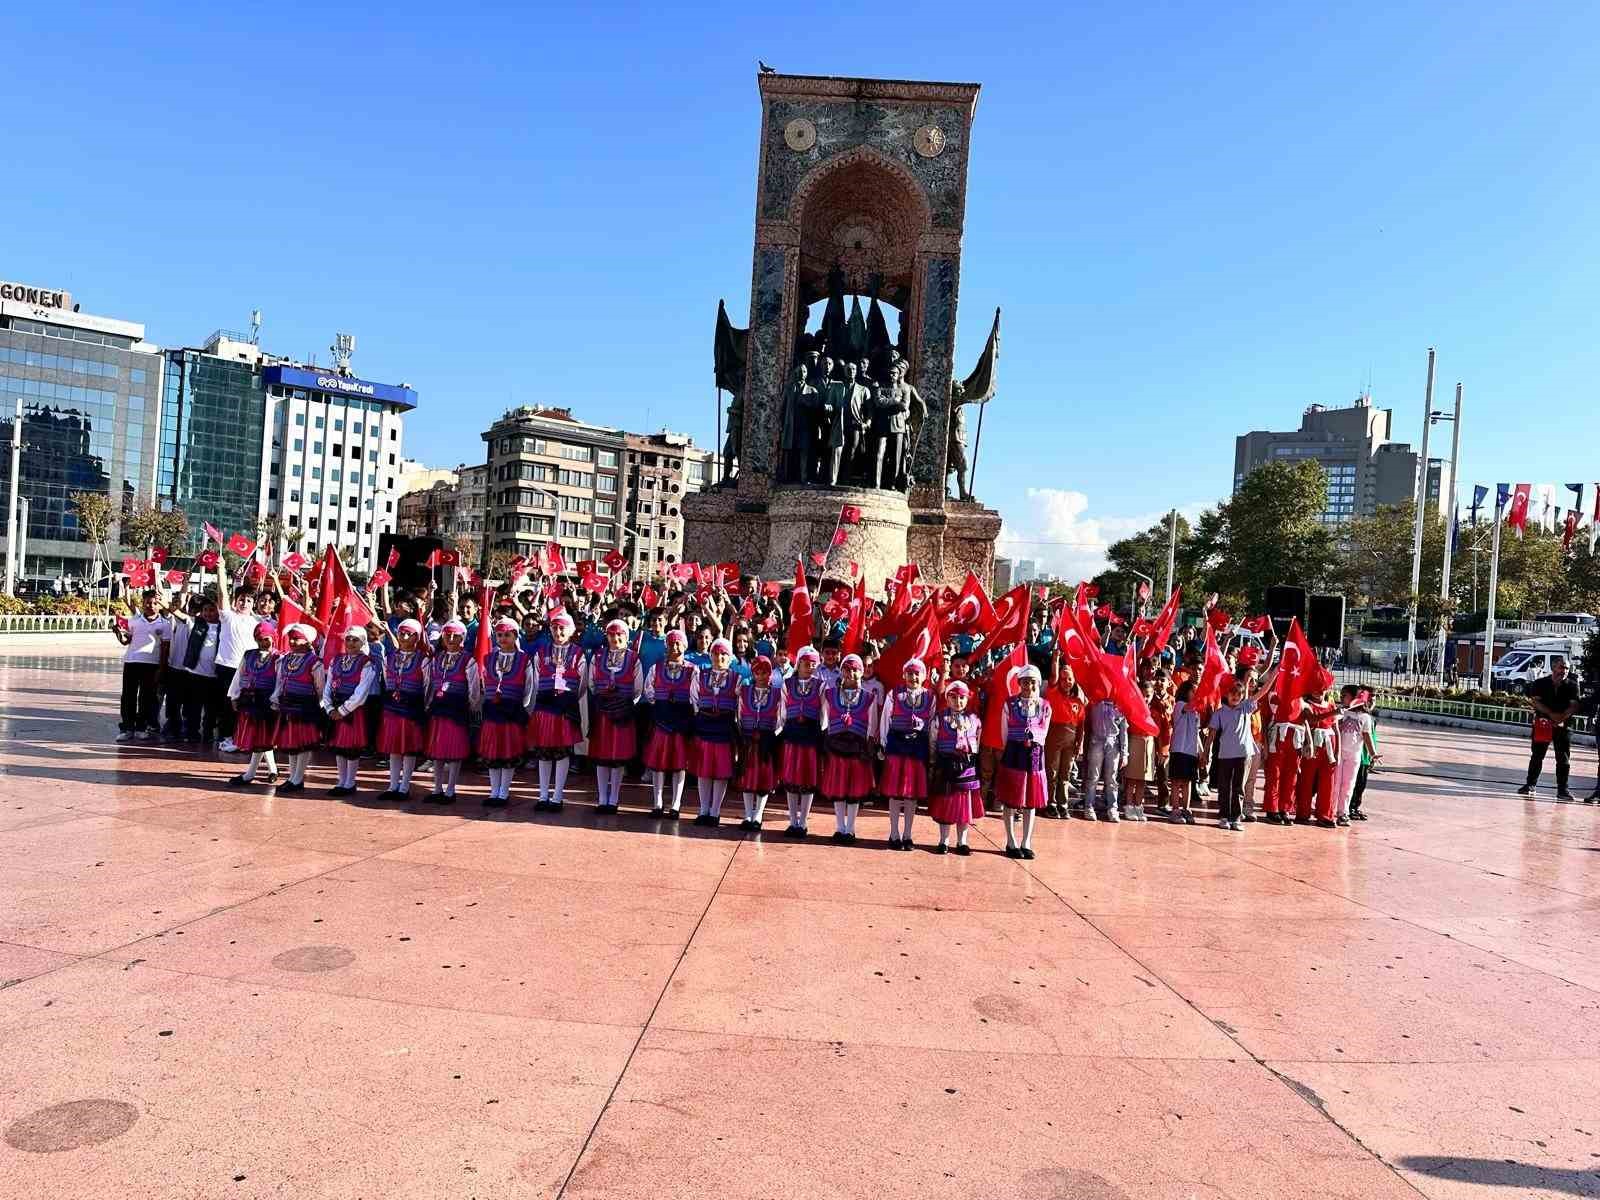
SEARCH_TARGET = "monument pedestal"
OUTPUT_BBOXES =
[763,486,910,592]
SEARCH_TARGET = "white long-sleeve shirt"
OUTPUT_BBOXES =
[320,657,378,717]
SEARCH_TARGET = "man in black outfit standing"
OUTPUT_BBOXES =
[1518,656,1580,801]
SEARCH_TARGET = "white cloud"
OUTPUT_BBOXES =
[997,488,1206,583]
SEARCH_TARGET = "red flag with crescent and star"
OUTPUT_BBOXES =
[1269,617,1331,723]
[947,570,997,634]
[980,642,1029,751]
[971,584,1029,659]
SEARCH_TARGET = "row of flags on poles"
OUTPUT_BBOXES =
[1459,482,1600,552]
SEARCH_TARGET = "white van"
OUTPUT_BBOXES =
[1490,637,1585,691]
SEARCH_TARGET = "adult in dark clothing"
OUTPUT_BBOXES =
[1518,657,1580,800]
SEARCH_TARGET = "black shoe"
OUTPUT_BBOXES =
[651,806,665,818]
[1336,816,1350,826]
[1294,817,1312,825]
[934,843,949,855]
[1004,846,1022,859]
[955,844,972,856]
[902,840,915,852]
[549,800,564,812]
[1557,790,1576,802]
[227,774,251,787]
[1241,813,1256,823]
[277,781,304,794]
[426,791,454,805]
[327,786,350,797]
[694,813,712,826]
[483,795,508,808]
[789,825,808,838]
[1315,818,1337,829]
[1351,810,1368,820]
[1020,848,1036,860]
[842,833,856,844]
[832,831,848,842]
[665,809,680,821]
[1517,785,1533,796]
[534,799,552,812]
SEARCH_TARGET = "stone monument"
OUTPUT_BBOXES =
[685,71,1002,594]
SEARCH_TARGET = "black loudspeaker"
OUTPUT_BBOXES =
[1263,585,1307,641]
[376,533,444,592]
[1307,593,1346,650]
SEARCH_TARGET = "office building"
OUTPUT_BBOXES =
[0,280,162,581]
[622,430,713,574]
[397,463,488,547]
[1014,558,1039,584]
[1234,394,1448,525]
[484,407,627,564]
[159,333,268,541]
[993,556,1013,592]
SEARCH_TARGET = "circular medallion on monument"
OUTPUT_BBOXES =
[914,125,946,158]
[784,118,817,152]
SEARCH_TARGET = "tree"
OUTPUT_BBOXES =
[1205,460,1335,611]
[121,502,189,555]
[453,534,482,569]
[486,548,519,582]
[69,491,114,605]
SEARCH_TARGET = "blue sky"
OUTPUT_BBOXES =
[4,2,1596,578]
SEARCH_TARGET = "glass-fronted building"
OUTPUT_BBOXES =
[0,284,162,582]
[159,338,267,544]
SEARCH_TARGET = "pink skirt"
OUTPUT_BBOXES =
[328,714,367,754]
[233,711,276,753]
[879,755,928,800]
[693,740,735,782]
[928,789,985,824]
[477,720,525,765]
[779,743,821,792]
[527,709,580,751]
[426,716,472,762]
[821,754,876,801]
[644,729,692,773]
[996,765,1048,809]
[377,712,426,756]
[589,712,636,765]
[275,715,322,753]
[735,747,780,793]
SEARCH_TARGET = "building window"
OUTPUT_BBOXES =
[331,469,342,483]
[333,419,343,431]
[369,450,378,462]
[353,422,363,434]
[346,520,356,533]
[687,461,706,484]
[597,474,617,494]
[293,438,304,452]
[268,487,278,500]
[270,462,280,475]
[310,493,321,504]
[292,465,303,478]
[315,416,325,429]
[290,490,301,503]
[596,499,616,516]
[349,497,359,508]
[288,514,299,527]
[592,523,615,543]
[597,449,618,468]
[364,523,372,534]
[559,520,583,539]
[313,442,323,454]
[309,517,319,530]
[295,413,305,426]
[311,467,322,479]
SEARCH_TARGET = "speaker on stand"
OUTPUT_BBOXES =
[1262,585,1307,643]
[1307,594,1347,651]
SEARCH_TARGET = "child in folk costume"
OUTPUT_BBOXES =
[1333,685,1379,826]
[778,645,825,837]
[996,665,1051,859]
[691,638,741,826]
[323,627,378,797]
[377,619,429,801]
[821,653,878,843]
[226,621,280,787]
[644,629,694,818]
[480,619,533,807]
[928,680,984,854]
[270,623,326,794]
[734,655,785,831]
[527,611,587,812]
[879,659,935,851]
[425,621,481,804]
[587,618,643,814]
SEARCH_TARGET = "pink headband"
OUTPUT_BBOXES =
[841,653,864,671]
[665,629,688,648]
[605,619,629,636]
[711,637,733,655]
[494,617,519,633]
[441,620,467,636]
[397,619,423,637]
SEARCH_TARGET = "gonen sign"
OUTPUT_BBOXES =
[0,281,71,309]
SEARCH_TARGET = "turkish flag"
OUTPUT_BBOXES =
[1564,509,1580,551]
[809,551,827,568]
[425,549,442,569]
[1508,484,1531,536]
[1269,617,1332,723]
[275,597,323,653]
[149,546,168,565]
[1073,582,1102,650]
[741,597,757,619]
[895,563,920,586]
[121,556,143,576]
[576,559,597,577]
[1093,604,1113,621]
[282,551,308,572]
[1138,588,1183,660]
[1193,622,1230,712]
[603,549,627,571]
[1101,644,1158,735]
[386,547,401,570]
[1083,583,1100,600]
[839,504,862,526]
[1241,614,1270,635]
[545,541,566,575]
[1206,607,1231,631]
[980,642,1029,751]
[438,548,461,567]
[668,563,695,583]
[126,568,153,589]
[842,576,868,656]
[847,560,862,580]
[761,580,782,599]
[508,555,529,583]
[474,582,493,668]
[1054,600,1110,703]
[830,585,852,606]
[947,570,997,633]
[785,559,814,657]
[633,583,655,610]
[689,562,705,588]
[830,528,849,548]
[246,561,268,582]
[313,545,374,664]
[873,576,913,638]
[164,569,187,586]
[369,568,391,588]
[716,561,741,585]
[226,533,256,558]
[875,600,943,692]
[581,572,606,594]
[972,584,1030,659]
[202,521,224,545]
[196,549,219,569]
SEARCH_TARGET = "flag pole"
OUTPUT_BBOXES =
[1405,347,1436,678]
[714,385,723,486]
[1163,508,1177,599]
[968,398,987,500]
[1480,498,1504,691]
[1434,382,1463,683]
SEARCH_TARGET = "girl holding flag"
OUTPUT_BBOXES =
[480,618,533,807]
[226,620,280,786]
[527,611,586,812]
[425,621,481,804]
[270,623,326,793]
[587,618,643,814]
[323,627,378,796]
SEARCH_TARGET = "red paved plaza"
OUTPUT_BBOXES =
[2,640,1598,1199]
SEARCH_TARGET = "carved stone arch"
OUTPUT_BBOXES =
[788,146,933,311]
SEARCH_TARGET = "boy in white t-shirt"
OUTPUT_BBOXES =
[113,592,171,742]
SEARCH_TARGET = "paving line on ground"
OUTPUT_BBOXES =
[555,834,745,1199]
[965,816,1434,1198]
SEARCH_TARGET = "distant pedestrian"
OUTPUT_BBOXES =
[1519,656,1579,801]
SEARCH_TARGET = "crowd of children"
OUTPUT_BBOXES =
[111,561,1386,855]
